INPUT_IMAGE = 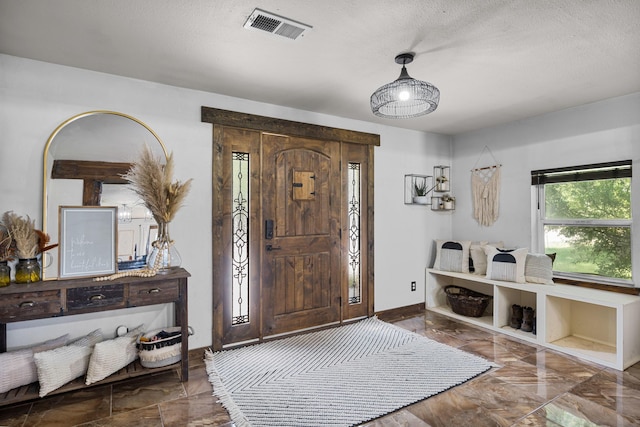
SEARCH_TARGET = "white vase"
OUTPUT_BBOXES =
[413,196,429,205]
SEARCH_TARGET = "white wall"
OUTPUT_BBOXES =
[450,92,640,283]
[0,54,450,348]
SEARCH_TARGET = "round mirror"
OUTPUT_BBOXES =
[42,111,167,280]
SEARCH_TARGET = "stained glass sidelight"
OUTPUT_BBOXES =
[348,163,361,304]
[232,152,250,324]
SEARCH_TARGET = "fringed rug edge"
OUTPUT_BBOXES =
[204,348,252,427]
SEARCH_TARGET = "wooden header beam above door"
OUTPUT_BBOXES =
[201,107,380,146]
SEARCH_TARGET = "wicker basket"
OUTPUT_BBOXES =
[136,326,194,368]
[444,286,492,317]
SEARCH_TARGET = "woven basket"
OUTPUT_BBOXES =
[444,286,492,317]
[136,326,194,368]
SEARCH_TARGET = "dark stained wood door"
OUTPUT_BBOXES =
[261,134,342,336]
[205,108,378,350]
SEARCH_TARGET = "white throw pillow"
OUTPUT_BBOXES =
[85,325,144,385]
[485,246,528,283]
[433,240,471,273]
[33,329,103,397]
[469,241,504,275]
[525,253,554,284]
[0,334,69,393]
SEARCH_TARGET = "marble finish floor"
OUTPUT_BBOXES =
[1,310,639,426]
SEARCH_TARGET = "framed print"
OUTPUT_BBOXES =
[59,206,117,279]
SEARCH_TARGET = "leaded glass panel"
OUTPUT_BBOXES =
[232,152,250,324]
[348,162,361,304]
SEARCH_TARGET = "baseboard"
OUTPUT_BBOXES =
[375,303,425,322]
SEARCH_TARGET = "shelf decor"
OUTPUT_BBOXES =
[123,145,192,272]
[404,174,432,205]
[434,165,450,192]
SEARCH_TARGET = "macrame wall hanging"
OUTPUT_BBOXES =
[471,145,502,227]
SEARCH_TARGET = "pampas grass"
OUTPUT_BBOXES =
[1,211,38,259]
[0,226,13,262]
[123,145,192,224]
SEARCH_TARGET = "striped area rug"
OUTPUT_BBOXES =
[205,317,492,427]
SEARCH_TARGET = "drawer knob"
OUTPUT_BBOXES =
[90,294,106,301]
[19,301,35,308]
[148,288,161,294]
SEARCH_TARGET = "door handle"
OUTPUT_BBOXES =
[266,244,282,251]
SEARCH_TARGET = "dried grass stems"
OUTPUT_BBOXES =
[1,211,38,259]
[123,145,192,224]
[0,226,14,262]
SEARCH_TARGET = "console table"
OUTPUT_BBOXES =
[0,268,190,406]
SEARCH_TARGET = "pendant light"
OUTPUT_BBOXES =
[370,53,440,119]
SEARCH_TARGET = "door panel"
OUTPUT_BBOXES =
[212,126,262,349]
[262,134,341,336]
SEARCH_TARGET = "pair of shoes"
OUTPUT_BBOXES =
[510,304,535,332]
[521,306,535,332]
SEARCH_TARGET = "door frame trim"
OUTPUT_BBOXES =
[202,107,380,146]
[203,107,377,350]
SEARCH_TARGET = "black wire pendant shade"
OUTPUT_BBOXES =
[370,53,440,119]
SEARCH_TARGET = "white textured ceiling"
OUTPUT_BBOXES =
[1,0,639,135]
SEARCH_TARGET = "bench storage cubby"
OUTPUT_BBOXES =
[426,268,640,370]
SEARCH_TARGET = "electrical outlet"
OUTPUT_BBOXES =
[411,281,416,291]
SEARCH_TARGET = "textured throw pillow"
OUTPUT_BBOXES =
[469,241,504,275]
[433,240,471,273]
[85,325,144,385]
[485,246,528,283]
[33,329,103,397]
[525,253,554,284]
[0,334,69,393]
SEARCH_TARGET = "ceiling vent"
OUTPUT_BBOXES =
[243,8,312,40]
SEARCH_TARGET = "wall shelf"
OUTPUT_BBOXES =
[404,174,433,205]
[404,166,455,210]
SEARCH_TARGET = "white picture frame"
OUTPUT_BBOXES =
[59,206,117,279]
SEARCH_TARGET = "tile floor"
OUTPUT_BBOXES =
[1,310,639,426]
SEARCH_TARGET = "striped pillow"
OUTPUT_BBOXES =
[485,246,528,283]
[525,253,554,284]
[433,240,471,273]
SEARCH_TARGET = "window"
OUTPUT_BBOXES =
[531,160,632,286]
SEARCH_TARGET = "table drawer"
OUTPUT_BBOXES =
[0,290,62,321]
[67,284,125,312]
[129,280,180,306]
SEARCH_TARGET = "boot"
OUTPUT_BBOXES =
[510,304,523,329]
[522,307,535,332]
[532,316,537,335]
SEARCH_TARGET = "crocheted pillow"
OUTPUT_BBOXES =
[33,329,103,397]
[0,334,69,393]
[525,253,554,284]
[433,240,471,273]
[85,325,144,385]
[485,246,528,283]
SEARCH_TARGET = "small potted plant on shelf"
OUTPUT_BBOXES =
[441,194,455,210]
[413,178,429,205]
[435,175,449,192]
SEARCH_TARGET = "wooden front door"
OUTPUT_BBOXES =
[205,107,378,351]
[261,134,342,336]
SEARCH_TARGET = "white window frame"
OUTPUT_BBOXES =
[531,161,633,287]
